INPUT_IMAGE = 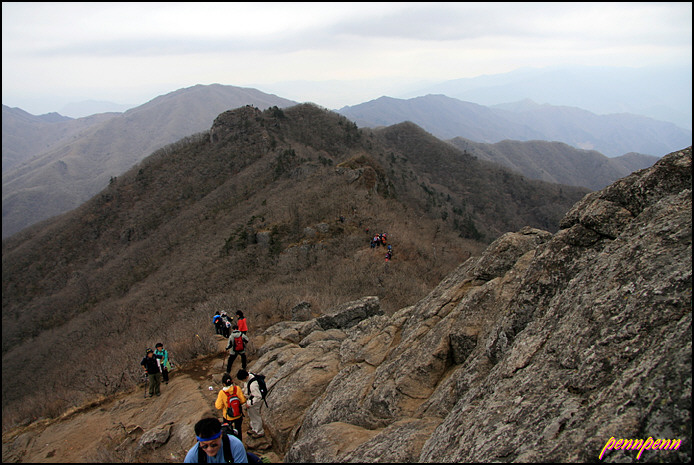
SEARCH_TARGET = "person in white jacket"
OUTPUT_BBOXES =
[237,369,265,438]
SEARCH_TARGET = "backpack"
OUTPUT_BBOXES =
[225,387,243,418]
[233,335,245,352]
[248,374,269,408]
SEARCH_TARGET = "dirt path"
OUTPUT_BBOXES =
[2,336,281,463]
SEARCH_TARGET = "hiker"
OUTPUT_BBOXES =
[215,373,247,442]
[373,234,381,247]
[380,233,387,247]
[220,311,231,338]
[236,310,248,334]
[225,324,250,373]
[213,312,224,336]
[154,342,172,385]
[140,348,163,397]
[385,250,392,262]
[237,369,265,438]
[183,417,248,463]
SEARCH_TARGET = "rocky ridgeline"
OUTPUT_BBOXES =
[248,147,691,462]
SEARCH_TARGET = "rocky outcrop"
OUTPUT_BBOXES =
[250,148,691,462]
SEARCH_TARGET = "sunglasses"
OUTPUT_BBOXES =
[200,440,220,450]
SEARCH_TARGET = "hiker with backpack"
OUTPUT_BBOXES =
[140,348,163,398]
[225,324,250,374]
[220,312,232,338]
[213,312,224,336]
[154,342,172,385]
[183,417,248,463]
[237,370,266,438]
[215,373,247,442]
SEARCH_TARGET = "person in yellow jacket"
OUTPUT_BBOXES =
[215,373,247,441]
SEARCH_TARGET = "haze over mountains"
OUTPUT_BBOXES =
[402,65,693,130]
[59,99,137,118]
[3,81,690,239]
[337,94,692,157]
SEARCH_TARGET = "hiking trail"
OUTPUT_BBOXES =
[2,336,282,463]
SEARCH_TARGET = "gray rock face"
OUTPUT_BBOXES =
[316,296,383,330]
[251,148,691,462]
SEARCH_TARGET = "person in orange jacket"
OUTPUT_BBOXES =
[215,373,247,441]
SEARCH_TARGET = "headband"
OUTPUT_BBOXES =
[196,431,222,442]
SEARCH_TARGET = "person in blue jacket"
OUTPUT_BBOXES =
[183,417,248,463]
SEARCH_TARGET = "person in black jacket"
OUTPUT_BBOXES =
[140,348,163,397]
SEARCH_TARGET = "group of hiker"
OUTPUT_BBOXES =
[140,342,173,398]
[219,311,265,438]
[213,311,234,338]
[182,309,269,462]
[144,229,403,461]
[370,232,388,248]
[369,231,394,262]
[138,308,269,462]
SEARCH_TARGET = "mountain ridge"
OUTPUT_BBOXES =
[1,84,298,238]
[337,94,692,157]
[4,83,689,240]
[402,65,692,130]
[448,137,660,191]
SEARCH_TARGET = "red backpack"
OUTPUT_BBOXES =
[225,386,243,418]
[233,334,245,352]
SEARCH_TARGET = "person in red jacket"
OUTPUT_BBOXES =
[236,310,248,334]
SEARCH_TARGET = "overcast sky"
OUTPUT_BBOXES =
[2,2,692,116]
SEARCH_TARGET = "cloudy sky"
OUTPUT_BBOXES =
[2,2,692,116]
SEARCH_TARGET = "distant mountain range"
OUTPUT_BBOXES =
[59,99,137,118]
[3,84,690,238]
[401,65,692,131]
[2,106,116,173]
[337,94,692,158]
[2,84,297,238]
[448,138,659,191]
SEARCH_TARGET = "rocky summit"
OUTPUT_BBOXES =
[250,147,691,462]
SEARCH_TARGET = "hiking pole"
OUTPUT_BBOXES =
[143,373,148,398]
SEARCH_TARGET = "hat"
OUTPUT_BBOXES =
[146,348,153,354]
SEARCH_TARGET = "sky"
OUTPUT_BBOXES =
[2,2,692,117]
